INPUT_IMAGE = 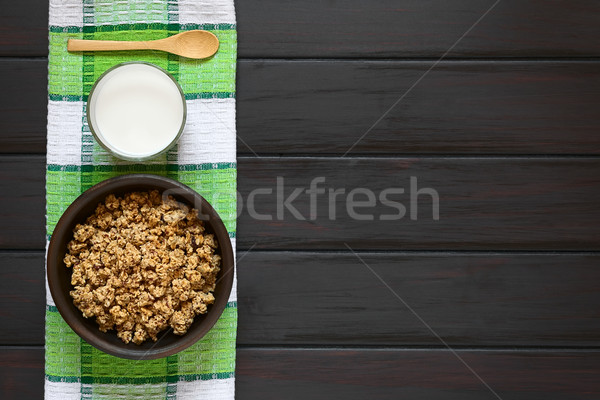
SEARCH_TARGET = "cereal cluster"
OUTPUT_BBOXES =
[64,190,221,344]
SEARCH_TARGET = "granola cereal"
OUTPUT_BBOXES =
[64,190,221,344]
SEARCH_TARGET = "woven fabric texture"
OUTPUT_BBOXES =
[45,1,237,399]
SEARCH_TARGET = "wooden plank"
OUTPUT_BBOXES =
[241,157,600,250]
[0,61,47,153]
[4,1,600,58]
[2,347,600,399]
[238,252,600,347]
[0,253,45,345]
[0,156,46,249]
[3,59,600,155]
[0,347,44,400]
[237,348,600,400]
[0,0,47,56]
[2,156,600,250]
[238,60,600,155]
[238,0,600,58]
[2,251,600,347]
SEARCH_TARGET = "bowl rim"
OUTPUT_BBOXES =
[47,174,234,360]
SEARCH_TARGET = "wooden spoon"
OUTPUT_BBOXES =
[67,30,219,59]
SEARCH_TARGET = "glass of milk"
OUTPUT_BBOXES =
[87,62,187,161]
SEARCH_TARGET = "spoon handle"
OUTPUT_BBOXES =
[67,39,158,52]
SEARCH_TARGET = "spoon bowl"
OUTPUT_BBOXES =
[67,30,220,59]
[157,30,220,59]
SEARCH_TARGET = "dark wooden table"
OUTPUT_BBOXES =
[2,1,600,399]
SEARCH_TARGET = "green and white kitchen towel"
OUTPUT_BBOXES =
[45,1,237,398]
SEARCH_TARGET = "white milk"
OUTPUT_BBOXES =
[88,63,185,160]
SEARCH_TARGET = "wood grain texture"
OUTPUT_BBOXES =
[238,60,600,155]
[0,348,45,400]
[0,253,45,345]
[4,1,600,58]
[0,0,47,56]
[237,348,600,400]
[3,347,600,400]
[242,157,600,250]
[0,61,47,153]
[3,59,600,155]
[0,156,46,249]
[239,252,600,347]
[2,156,599,250]
[236,0,600,58]
[2,251,600,347]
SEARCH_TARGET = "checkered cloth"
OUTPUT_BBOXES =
[45,1,237,398]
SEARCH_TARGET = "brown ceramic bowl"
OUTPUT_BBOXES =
[47,174,234,360]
